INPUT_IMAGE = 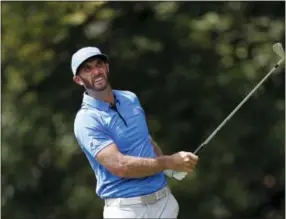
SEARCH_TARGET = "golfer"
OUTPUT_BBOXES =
[71,46,199,218]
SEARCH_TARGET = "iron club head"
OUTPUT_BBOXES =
[273,43,285,59]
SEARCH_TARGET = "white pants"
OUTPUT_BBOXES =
[103,190,179,218]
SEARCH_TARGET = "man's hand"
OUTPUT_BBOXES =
[167,151,199,173]
[149,137,198,179]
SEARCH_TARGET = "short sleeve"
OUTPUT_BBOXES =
[74,112,114,158]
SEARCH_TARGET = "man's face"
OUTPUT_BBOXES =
[73,57,110,92]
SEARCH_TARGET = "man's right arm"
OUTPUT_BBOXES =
[96,143,197,178]
[75,114,197,179]
[96,143,172,178]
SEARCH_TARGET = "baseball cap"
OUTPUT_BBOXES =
[71,47,108,75]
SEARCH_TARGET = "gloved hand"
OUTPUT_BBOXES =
[164,170,188,180]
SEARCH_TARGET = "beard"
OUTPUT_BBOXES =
[84,79,109,91]
[81,70,110,92]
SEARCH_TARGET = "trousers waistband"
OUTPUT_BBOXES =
[104,186,170,206]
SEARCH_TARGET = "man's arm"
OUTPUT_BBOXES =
[149,136,190,180]
[96,143,187,178]
[150,137,164,156]
[75,116,196,179]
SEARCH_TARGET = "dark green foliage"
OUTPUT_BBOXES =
[2,2,285,219]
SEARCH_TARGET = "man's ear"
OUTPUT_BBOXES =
[73,75,83,86]
[106,63,110,73]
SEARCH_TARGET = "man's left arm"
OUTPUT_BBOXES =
[150,137,163,157]
[149,136,188,180]
[134,91,188,180]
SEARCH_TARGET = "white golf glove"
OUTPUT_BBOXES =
[164,170,188,180]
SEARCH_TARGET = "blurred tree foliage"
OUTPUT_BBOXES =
[2,2,285,219]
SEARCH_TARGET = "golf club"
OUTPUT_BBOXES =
[194,42,285,154]
[172,43,284,181]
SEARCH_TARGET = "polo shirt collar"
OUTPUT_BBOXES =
[82,91,120,111]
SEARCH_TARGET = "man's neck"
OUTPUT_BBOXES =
[86,86,115,105]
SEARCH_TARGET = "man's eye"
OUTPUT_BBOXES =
[83,67,90,72]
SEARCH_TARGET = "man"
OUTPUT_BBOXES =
[71,46,199,218]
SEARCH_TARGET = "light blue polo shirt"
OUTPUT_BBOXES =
[74,90,167,199]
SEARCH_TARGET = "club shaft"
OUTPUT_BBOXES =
[194,58,284,155]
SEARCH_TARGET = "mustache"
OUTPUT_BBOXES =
[92,72,107,80]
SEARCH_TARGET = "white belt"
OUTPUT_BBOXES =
[104,186,170,206]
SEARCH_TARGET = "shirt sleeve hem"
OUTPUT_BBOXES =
[92,140,114,158]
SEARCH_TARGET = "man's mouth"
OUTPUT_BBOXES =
[94,76,104,83]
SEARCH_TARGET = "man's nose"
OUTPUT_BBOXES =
[90,67,100,76]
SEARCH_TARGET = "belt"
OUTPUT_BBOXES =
[104,186,170,206]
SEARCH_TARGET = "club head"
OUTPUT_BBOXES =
[273,43,285,59]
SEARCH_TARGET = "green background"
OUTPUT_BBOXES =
[2,2,285,219]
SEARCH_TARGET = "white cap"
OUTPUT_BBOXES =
[71,47,108,75]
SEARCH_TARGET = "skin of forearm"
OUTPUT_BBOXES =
[115,138,169,178]
[118,154,170,178]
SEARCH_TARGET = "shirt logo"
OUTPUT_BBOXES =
[90,139,100,151]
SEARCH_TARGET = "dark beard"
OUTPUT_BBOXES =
[87,81,109,91]
[81,70,110,92]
